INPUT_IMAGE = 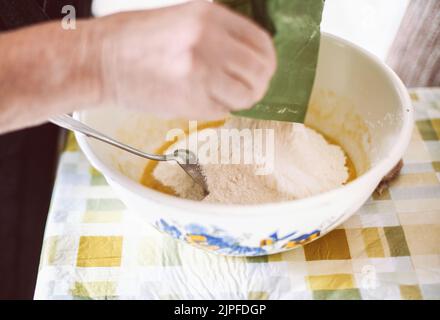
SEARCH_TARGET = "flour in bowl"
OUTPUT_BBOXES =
[152,117,349,204]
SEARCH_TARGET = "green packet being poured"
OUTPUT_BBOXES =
[216,0,324,123]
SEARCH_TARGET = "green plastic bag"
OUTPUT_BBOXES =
[216,0,324,123]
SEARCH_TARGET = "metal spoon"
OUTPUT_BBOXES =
[50,114,208,194]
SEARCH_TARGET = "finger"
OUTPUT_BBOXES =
[180,84,230,120]
[213,2,276,62]
[205,96,232,120]
[222,36,276,99]
[208,68,257,111]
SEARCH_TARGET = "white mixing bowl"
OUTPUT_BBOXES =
[74,33,413,256]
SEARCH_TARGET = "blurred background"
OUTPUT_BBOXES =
[92,0,439,85]
[94,0,410,61]
[0,0,438,299]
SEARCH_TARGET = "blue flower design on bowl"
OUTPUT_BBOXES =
[155,218,320,256]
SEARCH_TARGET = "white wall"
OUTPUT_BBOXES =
[321,0,409,60]
[92,0,187,15]
[92,0,410,60]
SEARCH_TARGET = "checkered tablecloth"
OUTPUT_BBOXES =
[34,88,440,300]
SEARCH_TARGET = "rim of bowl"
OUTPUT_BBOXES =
[74,32,414,218]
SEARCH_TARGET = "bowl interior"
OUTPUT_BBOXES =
[77,34,406,199]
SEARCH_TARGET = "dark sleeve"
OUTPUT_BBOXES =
[0,0,91,299]
[0,0,92,31]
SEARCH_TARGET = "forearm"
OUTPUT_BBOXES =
[0,19,102,134]
[0,1,277,133]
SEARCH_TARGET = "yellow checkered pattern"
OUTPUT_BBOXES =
[35,88,440,300]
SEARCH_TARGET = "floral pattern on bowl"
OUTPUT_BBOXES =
[155,218,320,256]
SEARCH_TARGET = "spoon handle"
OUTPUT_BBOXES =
[49,114,168,162]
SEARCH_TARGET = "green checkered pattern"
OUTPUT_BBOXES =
[35,88,440,300]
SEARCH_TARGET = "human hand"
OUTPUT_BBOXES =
[94,0,277,120]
